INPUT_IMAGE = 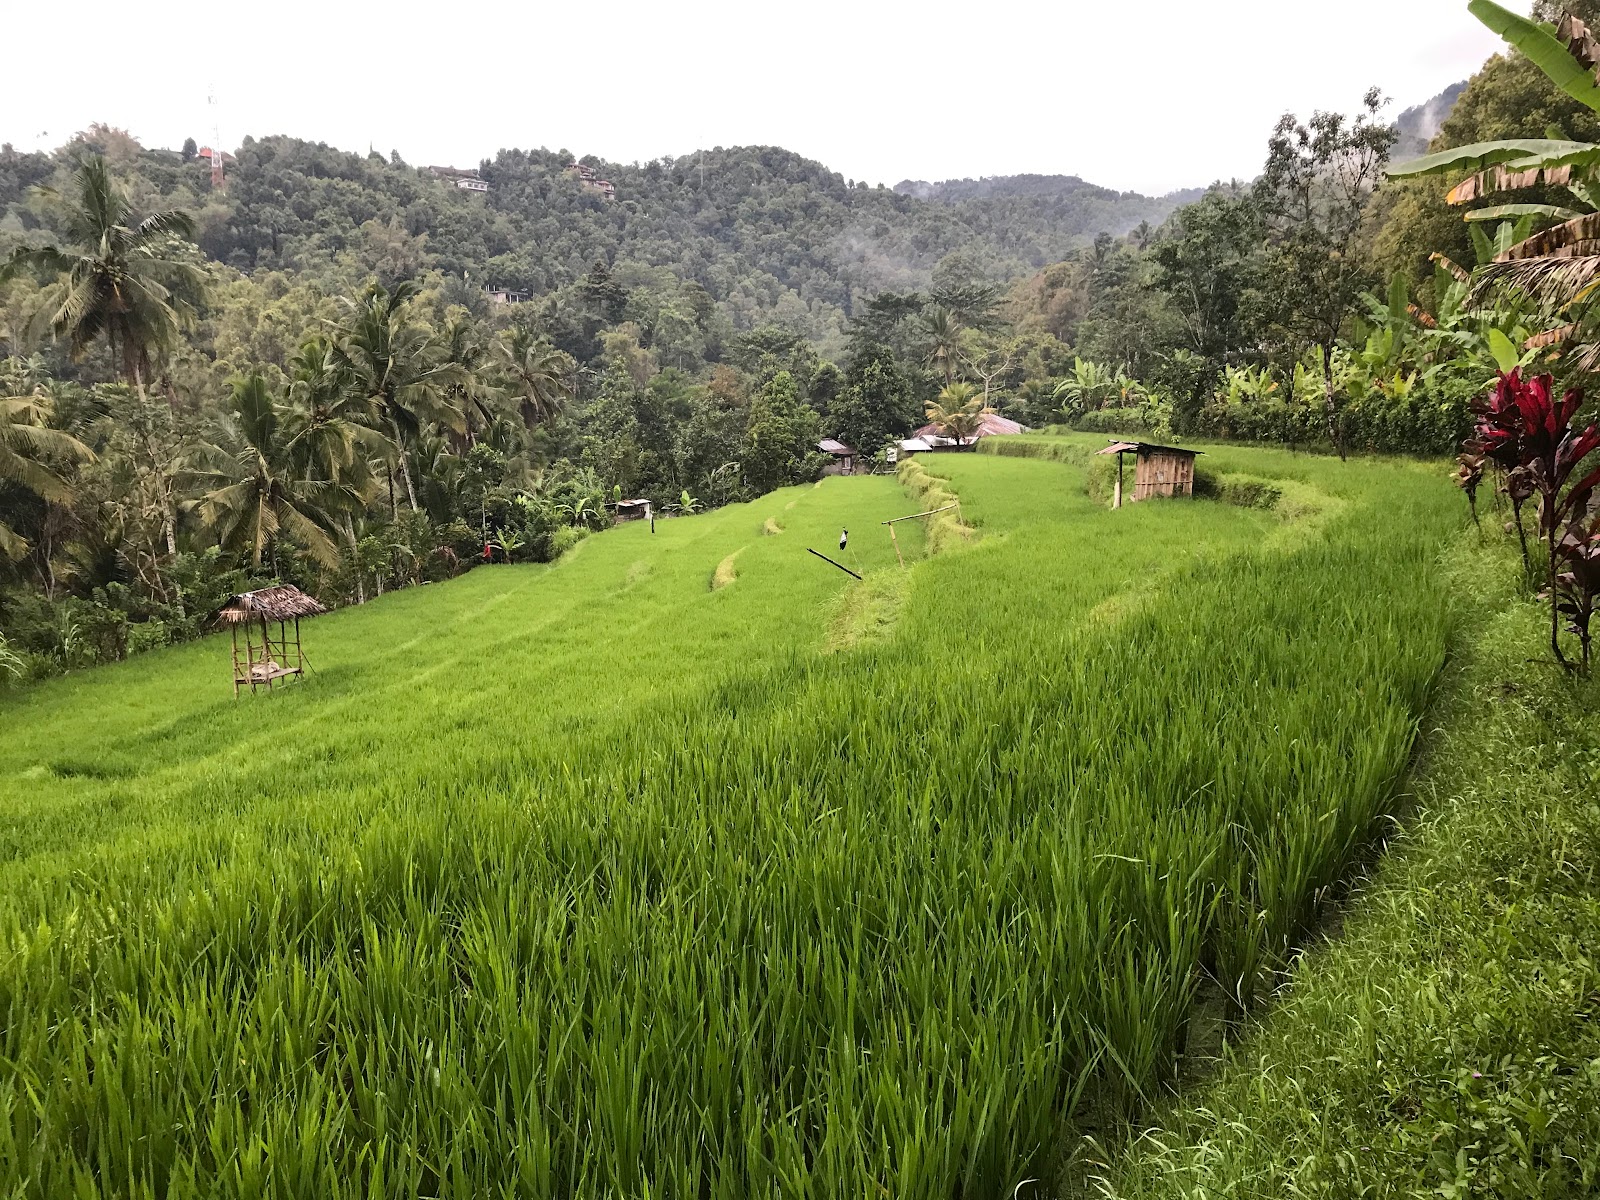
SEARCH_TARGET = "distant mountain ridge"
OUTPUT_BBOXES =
[1393,81,1468,161]
[892,173,1203,241]
[894,173,1204,208]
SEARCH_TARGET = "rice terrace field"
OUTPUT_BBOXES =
[0,438,1463,1197]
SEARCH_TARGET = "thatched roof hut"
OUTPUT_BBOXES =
[216,585,327,625]
[217,586,325,696]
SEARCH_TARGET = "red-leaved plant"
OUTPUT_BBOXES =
[1557,510,1600,672]
[1471,369,1600,673]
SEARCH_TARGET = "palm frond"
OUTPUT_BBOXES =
[130,209,198,246]
[1524,324,1579,350]
[0,519,26,561]
[276,502,340,568]
[1473,254,1600,308]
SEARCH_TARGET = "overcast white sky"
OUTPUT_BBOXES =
[7,0,1529,196]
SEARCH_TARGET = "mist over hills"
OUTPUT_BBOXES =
[0,133,1205,348]
[896,172,1204,211]
[1392,80,1468,160]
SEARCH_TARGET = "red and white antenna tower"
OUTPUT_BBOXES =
[208,84,226,190]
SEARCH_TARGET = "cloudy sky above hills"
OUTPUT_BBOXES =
[11,0,1523,195]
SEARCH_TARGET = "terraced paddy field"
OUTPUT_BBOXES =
[0,441,1463,1198]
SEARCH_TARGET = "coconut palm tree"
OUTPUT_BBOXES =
[192,374,339,570]
[0,391,94,559]
[498,325,575,429]
[333,281,461,513]
[285,335,386,595]
[0,156,201,394]
[923,381,990,450]
[440,312,503,442]
[921,305,962,386]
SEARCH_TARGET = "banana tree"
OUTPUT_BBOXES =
[1390,3,1600,367]
[1388,2,1600,221]
[1052,358,1120,417]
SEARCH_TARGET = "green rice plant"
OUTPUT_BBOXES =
[0,444,1463,1199]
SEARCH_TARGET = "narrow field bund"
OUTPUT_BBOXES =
[0,444,1464,1198]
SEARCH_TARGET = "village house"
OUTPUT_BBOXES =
[818,439,860,475]
[900,412,1026,454]
[428,166,490,193]
[566,161,617,201]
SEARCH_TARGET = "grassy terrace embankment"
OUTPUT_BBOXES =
[0,445,1461,1197]
[1095,538,1600,1199]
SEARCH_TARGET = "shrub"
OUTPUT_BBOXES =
[1072,405,1173,440]
[549,525,591,559]
[1216,474,1283,510]
[1086,454,1121,506]
[125,620,170,656]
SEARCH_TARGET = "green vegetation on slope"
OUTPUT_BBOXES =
[1096,535,1600,1199]
[0,445,1462,1197]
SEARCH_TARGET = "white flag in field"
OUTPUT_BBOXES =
[839,528,848,552]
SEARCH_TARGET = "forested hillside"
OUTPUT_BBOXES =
[0,136,1191,357]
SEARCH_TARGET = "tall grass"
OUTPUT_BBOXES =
[1099,535,1600,1199]
[0,446,1462,1197]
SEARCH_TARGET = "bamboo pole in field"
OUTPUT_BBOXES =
[243,620,256,695]
[881,503,958,568]
[881,503,957,523]
[807,548,863,579]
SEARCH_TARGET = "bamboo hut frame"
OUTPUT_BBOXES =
[880,502,961,567]
[216,586,327,696]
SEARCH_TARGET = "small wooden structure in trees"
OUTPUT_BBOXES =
[818,438,860,475]
[217,585,326,696]
[614,499,654,524]
[1096,441,1201,508]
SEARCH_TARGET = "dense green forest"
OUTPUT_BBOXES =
[3,0,1600,681]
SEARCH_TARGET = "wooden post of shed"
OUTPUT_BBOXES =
[1114,451,1124,509]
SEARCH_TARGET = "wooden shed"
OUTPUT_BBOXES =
[1095,440,1201,507]
[818,438,859,475]
[216,585,326,696]
[614,499,653,523]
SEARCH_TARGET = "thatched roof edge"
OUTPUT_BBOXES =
[216,585,328,625]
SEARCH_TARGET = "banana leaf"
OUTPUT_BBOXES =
[1387,139,1592,178]
[1465,203,1583,222]
[1469,0,1600,114]
[1499,210,1600,260]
